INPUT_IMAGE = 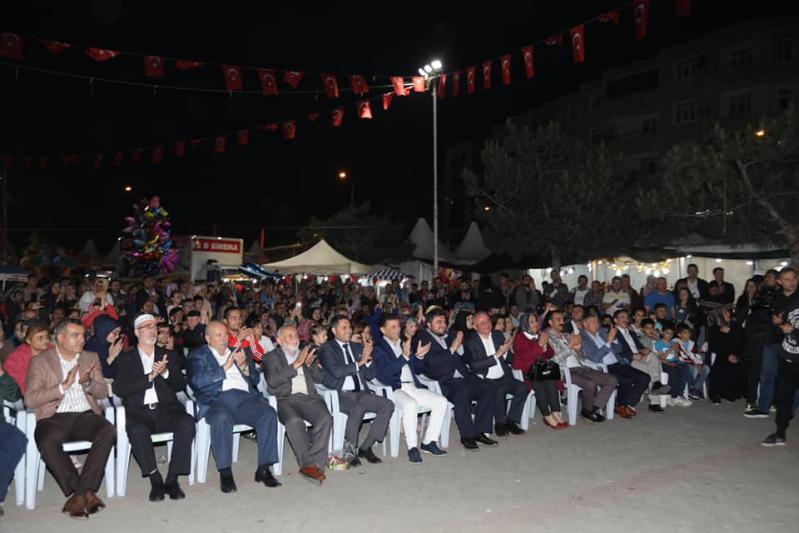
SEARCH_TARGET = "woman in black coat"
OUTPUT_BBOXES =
[708,308,747,403]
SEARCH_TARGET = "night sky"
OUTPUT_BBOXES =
[2,0,796,256]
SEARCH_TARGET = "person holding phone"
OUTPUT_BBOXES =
[263,325,332,485]
[85,315,124,380]
[114,314,195,502]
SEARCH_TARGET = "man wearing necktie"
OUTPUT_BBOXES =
[318,316,394,467]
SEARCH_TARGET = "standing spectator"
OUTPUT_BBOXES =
[620,275,642,312]
[602,277,630,315]
[543,270,569,308]
[708,267,735,306]
[22,274,43,303]
[570,275,591,306]
[78,277,114,313]
[514,275,541,313]
[676,264,710,302]
[583,280,605,310]
[644,278,676,320]
[735,279,758,322]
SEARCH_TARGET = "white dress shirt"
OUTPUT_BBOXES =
[336,340,364,391]
[387,338,413,383]
[282,348,308,395]
[139,347,168,405]
[479,334,505,380]
[56,349,93,414]
[210,346,250,393]
[617,327,639,354]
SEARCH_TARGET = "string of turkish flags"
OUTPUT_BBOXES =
[0,80,427,175]
[434,0,691,99]
[0,30,423,98]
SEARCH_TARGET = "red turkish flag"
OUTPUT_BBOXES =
[412,76,425,92]
[500,54,512,85]
[150,146,163,165]
[236,130,249,146]
[282,121,296,140]
[481,61,492,91]
[634,0,649,40]
[257,69,279,96]
[93,153,103,171]
[570,25,585,63]
[131,148,143,163]
[676,0,692,17]
[39,156,50,171]
[189,138,204,148]
[452,71,461,97]
[143,55,165,78]
[437,74,447,99]
[0,33,24,61]
[598,10,620,25]
[466,66,476,94]
[283,71,304,88]
[382,93,394,111]
[213,136,226,154]
[390,77,405,96]
[331,107,344,127]
[86,48,120,62]
[175,59,203,70]
[173,142,185,157]
[321,74,339,98]
[37,39,71,55]
[112,150,124,167]
[350,75,369,95]
[544,34,563,46]
[521,46,535,78]
[357,100,373,119]
[223,66,242,92]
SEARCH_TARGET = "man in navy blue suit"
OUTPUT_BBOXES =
[462,312,527,436]
[318,315,394,467]
[187,321,280,493]
[416,307,497,450]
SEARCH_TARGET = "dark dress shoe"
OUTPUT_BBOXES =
[506,422,525,435]
[149,481,166,502]
[347,454,362,468]
[474,434,499,447]
[220,472,237,493]
[581,409,604,423]
[299,466,324,485]
[460,437,479,451]
[255,468,282,488]
[494,423,508,436]
[358,446,382,464]
[165,480,186,500]
[648,404,665,413]
[62,494,88,519]
[84,491,106,515]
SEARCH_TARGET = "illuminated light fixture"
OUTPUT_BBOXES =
[124,185,132,192]
[431,59,442,70]
[746,261,754,266]
[754,129,766,138]
[780,260,789,267]
[686,255,692,259]
[715,258,722,263]
[423,64,433,74]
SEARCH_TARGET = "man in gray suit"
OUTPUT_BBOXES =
[263,325,332,485]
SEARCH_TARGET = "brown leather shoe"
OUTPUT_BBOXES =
[614,405,633,419]
[84,490,106,515]
[299,466,324,485]
[62,494,88,519]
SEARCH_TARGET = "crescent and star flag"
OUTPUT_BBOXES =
[570,25,585,63]
[521,45,535,78]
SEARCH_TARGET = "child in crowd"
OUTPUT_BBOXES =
[673,323,709,401]
[643,321,690,406]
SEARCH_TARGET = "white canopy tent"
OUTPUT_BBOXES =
[77,239,100,264]
[454,222,491,264]
[261,239,371,275]
[408,217,455,262]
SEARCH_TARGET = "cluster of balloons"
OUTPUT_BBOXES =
[121,195,179,276]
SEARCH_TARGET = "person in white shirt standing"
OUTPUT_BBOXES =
[113,314,196,502]
[372,314,449,464]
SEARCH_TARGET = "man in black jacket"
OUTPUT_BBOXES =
[114,314,195,502]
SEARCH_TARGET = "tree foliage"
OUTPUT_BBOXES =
[637,110,799,263]
[463,119,627,267]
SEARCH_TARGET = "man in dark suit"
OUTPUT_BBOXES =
[318,316,394,467]
[605,310,652,418]
[676,263,710,302]
[708,267,735,306]
[263,325,331,485]
[416,307,497,450]
[114,314,195,502]
[463,312,527,436]
[187,321,280,493]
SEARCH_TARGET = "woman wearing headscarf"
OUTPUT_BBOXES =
[84,314,124,379]
[511,313,567,429]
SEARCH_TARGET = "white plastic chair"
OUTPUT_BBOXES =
[2,400,27,507]
[313,384,387,456]
[560,356,617,426]
[415,375,455,448]
[25,404,116,510]
[194,414,253,484]
[510,369,537,431]
[114,398,196,496]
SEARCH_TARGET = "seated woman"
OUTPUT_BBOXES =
[3,321,51,396]
[511,313,567,430]
[708,308,746,404]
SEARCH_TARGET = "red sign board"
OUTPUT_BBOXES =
[192,238,241,254]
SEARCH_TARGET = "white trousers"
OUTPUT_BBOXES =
[393,384,449,449]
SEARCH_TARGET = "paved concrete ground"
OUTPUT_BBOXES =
[3,400,797,533]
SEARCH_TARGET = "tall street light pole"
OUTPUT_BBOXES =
[418,60,443,273]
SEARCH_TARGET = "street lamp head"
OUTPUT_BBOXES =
[418,68,426,77]
[754,129,766,138]
[124,185,132,192]
[337,171,347,180]
[423,64,433,74]
[430,59,442,71]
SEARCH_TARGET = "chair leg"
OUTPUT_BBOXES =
[568,386,579,426]
[116,438,130,497]
[606,390,617,421]
[188,438,196,486]
[14,413,25,506]
[37,459,45,491]
[440,406,453,448]
[104,450,115,498]
[274,423,285,476]
[196,421,210,484]
[231,434,240,464]
[389,409,401,458]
